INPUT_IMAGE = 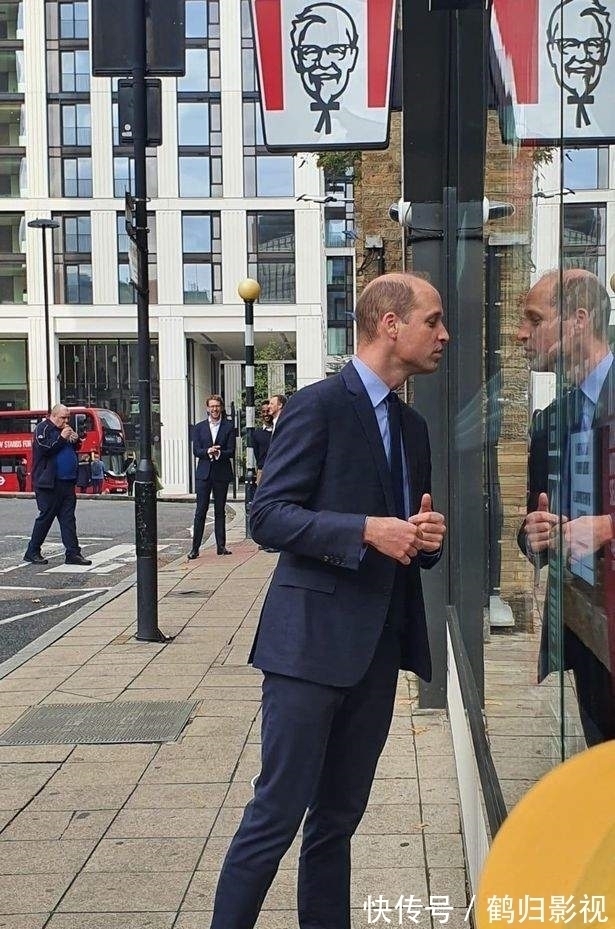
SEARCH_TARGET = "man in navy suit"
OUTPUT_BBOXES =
[188,394,235,558]
[210,273,448,929]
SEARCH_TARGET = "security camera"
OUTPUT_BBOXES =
[483,198,515,221]
[388,199,412,227]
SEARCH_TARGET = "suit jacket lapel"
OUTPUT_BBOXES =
[341,362,396,516]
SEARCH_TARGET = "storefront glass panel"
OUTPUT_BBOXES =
[482,0,615,807]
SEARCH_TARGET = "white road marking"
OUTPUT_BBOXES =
[46,543,136,573]
[0,591,103,626]
[46,543,170,574]
[0,586,105,592]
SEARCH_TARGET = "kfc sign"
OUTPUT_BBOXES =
[491,0,615,143]
[250,0,396,150]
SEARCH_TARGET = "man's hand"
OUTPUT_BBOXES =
[563,514,613,560]
[408,494,446,553]
[524,492,562,554]
[207,445,221,458]
[363,517,423,566]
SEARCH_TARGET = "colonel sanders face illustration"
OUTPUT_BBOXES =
[290,3,359,135]
[546,0,611,127]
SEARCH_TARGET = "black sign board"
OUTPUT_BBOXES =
[118,79,163,146]
[92,0,185,76]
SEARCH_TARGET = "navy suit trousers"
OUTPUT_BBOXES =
[192,477,229,550]
[210,626,401,929]
[26,481,80,559]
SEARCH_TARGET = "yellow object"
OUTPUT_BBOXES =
[238,278,261,302]
[476,742,615,928]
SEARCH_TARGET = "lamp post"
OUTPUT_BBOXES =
[238,278,260,539]
[28,218,60,414]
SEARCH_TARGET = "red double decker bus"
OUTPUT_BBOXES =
[0,407,128,494]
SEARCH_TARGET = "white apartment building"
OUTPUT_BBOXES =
[0,0,342,493]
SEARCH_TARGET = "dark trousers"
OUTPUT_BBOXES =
[192,477,229,550]
[26,481,81,559]
[210,626,401,929]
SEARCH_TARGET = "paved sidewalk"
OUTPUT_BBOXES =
[0,509,467,929]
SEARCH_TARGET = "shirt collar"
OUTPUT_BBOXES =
[579,351,613,406]
[351,356,390,409]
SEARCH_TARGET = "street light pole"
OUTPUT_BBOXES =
[130,0,166,643]
[28,218,60,414]
[238,278,260,539]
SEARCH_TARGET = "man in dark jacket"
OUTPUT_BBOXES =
[23,404,92,566]
[188,394,236,558]
[252,400,273,484]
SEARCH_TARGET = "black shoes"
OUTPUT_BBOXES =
[23,553,48,565]
[217,547,232,555]
[187,549,199,560]
[65,555,92,566]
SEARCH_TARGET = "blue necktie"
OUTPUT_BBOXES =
[387,392,405,519]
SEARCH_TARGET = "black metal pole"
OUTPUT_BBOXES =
[132,0,164,642]
[239,279,260,538]
[244,299,255,539]
[41,225,53,415]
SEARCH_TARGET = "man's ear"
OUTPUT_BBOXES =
[381,312,398,338]
[574,307,591,331]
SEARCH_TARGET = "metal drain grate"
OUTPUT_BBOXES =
[0,700,199,745]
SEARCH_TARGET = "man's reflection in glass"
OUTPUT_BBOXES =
[517,269,615,745]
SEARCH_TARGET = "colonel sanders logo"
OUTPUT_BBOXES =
[290,3,359,135]
[546,0,612,128]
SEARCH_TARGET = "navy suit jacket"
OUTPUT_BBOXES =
[193,417,235,483]
[249,361,440,688]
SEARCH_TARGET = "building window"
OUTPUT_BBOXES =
[247,211,295,304]
[59,339,160,462]
[61,102,91,146]
[243,101,294,197]
[0,213,25,303]
[116,213,158,304]
[178,101,210,146]
[562,204,607,283]
[53,214,92,305]
[62,156,92,197]
[59,1,89,39]
[60,49,90,93]
[182,212,221,303]
[178,1,221,197]
[241,7,294,198]
[324,171,355,246]
[185,0,216,39]
[563,148,609,190]
[326,257,354,356]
